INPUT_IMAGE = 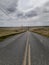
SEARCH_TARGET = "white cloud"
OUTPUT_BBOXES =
[0,0,49,27]
[0,16,49,27]
[17,0,48,12]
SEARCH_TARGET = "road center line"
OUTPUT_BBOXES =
[28,44,31,65]
[22,32,29,65]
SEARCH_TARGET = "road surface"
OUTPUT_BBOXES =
[0,31,49,65]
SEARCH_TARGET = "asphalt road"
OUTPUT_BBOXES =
[29,32,49,65]
[0,32,27,65]
[0,31,49,65]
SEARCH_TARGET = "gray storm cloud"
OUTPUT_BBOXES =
[0,0,49,27]
[0,0,18,14]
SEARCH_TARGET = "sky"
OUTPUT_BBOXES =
[17,0,48,12]
[0,0,49,27]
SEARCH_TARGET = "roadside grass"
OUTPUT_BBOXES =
[0,30,26,41]
[0,34,16,41]
[30,27,49,38]
[0,29,24,36]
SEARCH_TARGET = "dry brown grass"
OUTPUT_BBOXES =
[0,28,26,37]
[0,30,17,37]
[30,27,49,37]
[0,27,26,41]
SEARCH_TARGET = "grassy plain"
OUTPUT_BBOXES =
[30,26,49,38]
[0,27,26,41]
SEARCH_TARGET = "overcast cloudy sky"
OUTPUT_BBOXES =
[0,0,49,27]
[17,0,48,12]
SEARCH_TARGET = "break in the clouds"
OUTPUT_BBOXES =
[0,0,49,27]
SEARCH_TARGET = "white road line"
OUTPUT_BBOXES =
[28,44,31,65]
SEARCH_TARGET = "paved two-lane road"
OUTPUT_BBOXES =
[29,32,49,65]
[0,31,49,65]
